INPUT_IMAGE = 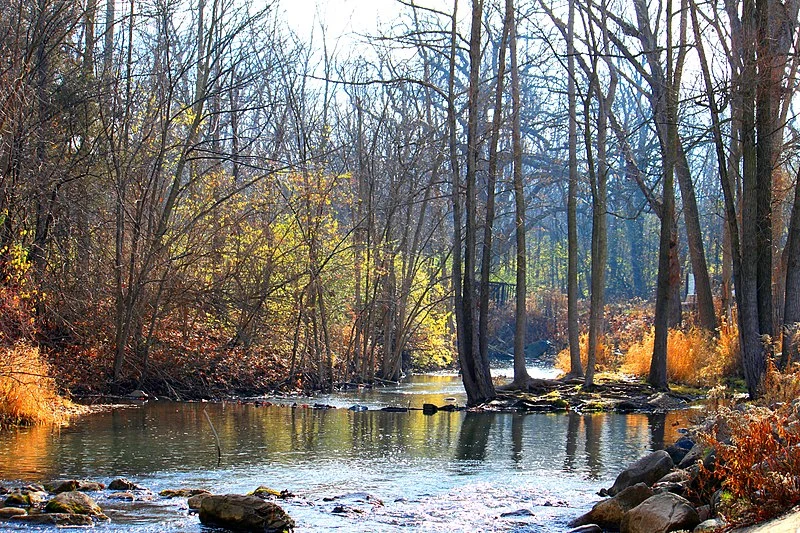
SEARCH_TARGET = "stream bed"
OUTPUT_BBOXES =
[0,369,692,532]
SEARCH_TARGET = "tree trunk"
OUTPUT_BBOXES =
[460,0,495,405]
[566,0,583,378]
[782,172,800,367]
[509,0,531,388]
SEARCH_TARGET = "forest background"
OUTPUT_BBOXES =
[2,0,800,416]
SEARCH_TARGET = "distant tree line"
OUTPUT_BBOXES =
[1,0,799,402]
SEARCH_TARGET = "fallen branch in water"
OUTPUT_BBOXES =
[203,408,222,466]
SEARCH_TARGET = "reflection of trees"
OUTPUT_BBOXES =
[563,411,581,472]
[511,413,524,464]
[648,412,666,450]
[455,412,495,461]
[584,414,603,479]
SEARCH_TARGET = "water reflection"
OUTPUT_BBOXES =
[0,375,692,532]
[454,412,495,462]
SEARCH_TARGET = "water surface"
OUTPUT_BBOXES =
[0,371,690,532]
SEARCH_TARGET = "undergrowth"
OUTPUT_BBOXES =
[697,364,800,525]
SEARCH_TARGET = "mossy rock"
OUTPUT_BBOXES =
[44,491,103,516]
[4,493,31,507]
[249,486,283,498]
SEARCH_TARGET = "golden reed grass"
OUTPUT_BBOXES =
[0,343,66,426]
[556,321,740,386]
[621,324,740,386]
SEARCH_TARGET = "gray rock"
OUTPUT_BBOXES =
[188,492,212,510]
[657,469,692,484]
[569,483,654,529]
[44,491,104,516]
[199,494,294,532]
[678,443,707,468]
[651,481,687,495]
[108,478,145,491]
[11,513,94,526]
[621,492,700,533]
[607,450,674,496]
[694,517,727,531]
[0,507,26,518]
[697,504,711,522]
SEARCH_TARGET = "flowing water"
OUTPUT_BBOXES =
[0,368,693,532]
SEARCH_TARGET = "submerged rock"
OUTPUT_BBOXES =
[44,491,104,516]
[49,479,106,493]
[567,526,603,533]
[107,491,136,501]
[500,508,535,518]
[160,488,211,498]
[606,450,674,496]
[569,483,653,529]
[199,494,294,532]
[11,513,94,526]
[0,507,27,518]
[621,492,700,533]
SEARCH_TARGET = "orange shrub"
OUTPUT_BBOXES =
[0,343,65,426]
[698,366,800,525]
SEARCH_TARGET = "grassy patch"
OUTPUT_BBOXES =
[0,343,73,427]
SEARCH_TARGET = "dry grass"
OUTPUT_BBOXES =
[620,323,740,386]
[554,333,618,374]
[0,343,70,426]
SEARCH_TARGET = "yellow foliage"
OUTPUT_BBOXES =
[0,343,66,426]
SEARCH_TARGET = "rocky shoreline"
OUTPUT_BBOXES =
[0,478,296,532]
[77,375,702,415]
[565,399,800,533]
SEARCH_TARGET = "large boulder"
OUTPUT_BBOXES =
[607,450,674,496]
[620,492,700,533]
[44,491,104,516]
[199,494,294,532]
[570,483,654,529]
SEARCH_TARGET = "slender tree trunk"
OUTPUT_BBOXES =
[508,0,531,388]
[782,172,800,367]
[479,5,510,369]
[566,0,583,378]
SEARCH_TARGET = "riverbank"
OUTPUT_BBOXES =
[567,386,800,533]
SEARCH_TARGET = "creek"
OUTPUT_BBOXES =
[0,367,690,532]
